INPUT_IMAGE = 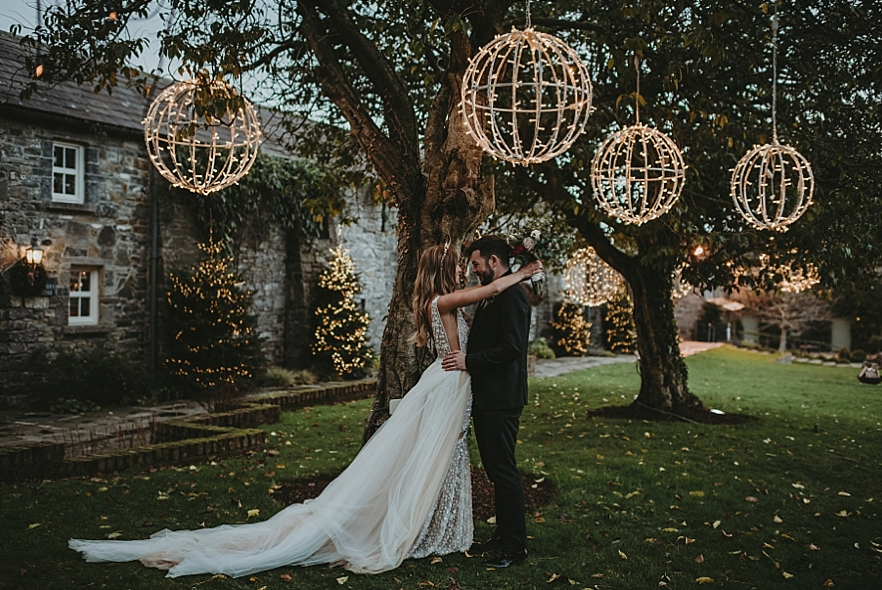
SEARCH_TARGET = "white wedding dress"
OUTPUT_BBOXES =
[70,298,473,577]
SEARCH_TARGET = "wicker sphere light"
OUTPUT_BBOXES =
[590,123,686,225]
[460,27,593,165]
[143,79,261,195]
[564,247,622,307]
[731,9,814,232]
[730,141,814,232]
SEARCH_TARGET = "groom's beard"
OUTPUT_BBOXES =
[478,269,494,286]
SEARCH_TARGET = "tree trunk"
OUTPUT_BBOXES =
[630,264,703,412]
[778,328,788,353]
[570,218,704,414]
[362,62,493,442]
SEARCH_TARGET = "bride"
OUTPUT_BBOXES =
[70,244,541,578]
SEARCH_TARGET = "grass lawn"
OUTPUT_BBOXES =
[2,346,881,589]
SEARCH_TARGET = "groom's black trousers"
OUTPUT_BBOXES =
[472,407,527,552]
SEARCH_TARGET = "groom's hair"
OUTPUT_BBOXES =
[465,235,511,267]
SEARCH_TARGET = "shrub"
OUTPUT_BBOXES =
[850,349,867,363]
[258,366,319,387]
[36,348,149,411]
[837,347,851,360]
[550,302,592,356]
[529,338,556,359]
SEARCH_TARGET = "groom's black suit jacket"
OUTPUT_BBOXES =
[466,277,531,411]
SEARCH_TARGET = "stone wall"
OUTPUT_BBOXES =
[237,223,289,364]
[0,117,152,401]
[0,112,402,401]
[339,191,398,352]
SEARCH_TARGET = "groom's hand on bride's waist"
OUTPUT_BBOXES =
[441,351,467,371]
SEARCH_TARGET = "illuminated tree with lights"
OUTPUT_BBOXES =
[312,244,372,379]
[550,302,592,357]
[166,240,263,406]
[605,288,637,354]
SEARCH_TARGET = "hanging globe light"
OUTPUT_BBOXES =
[591,58,685,225]
[731,9,814,232]
[671,266,695,300]
[564,247,622,306]
[143,78,261,195]
[460,4,593,166]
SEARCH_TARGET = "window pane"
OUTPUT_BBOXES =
[66,147,76,168]
[54,145,63,168]
[64,174,75,195]
[69,298,79,317]
[80,272,91,292]
[80,297,91,317]
[54,173,63,194]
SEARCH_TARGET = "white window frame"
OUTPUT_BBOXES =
[68,267,99,326]
[52,141,85,204]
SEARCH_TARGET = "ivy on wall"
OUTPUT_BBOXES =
[189,152,350,248]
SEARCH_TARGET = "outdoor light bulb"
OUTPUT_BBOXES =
[694,246,705,257]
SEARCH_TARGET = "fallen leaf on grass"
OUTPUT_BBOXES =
[694,554,704,563]
[745,496,759,503]
[546,573,561,583]
[838,491,851,497]
[696,577,714,584]
[106,532,122,539]
[279,573,292,582]
[809,544,821,550]
[247,509,260,518]
[835,510,849,517]
[783,571,794,579]
[721,530,733,538]
[712,520,721,529]
[336,576,349,585]
[591,573,603,579]
[773,515,783,523]
[618,550,628,559]
[486,516,496,524]
[28,523,40,530]
[689,491,704,497]
[824,580,834,587]
[430,557,442,564]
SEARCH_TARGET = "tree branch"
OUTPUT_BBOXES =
[296,1,422,201]
[316,0,419,161]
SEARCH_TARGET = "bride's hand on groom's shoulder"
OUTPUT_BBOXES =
[518,260,543,279]
[441,350,467,371]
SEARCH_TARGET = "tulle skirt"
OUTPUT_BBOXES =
[70,361,473,577]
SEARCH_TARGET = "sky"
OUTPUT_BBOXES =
[1,0,172,74]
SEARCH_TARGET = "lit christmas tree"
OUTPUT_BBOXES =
[312,243,372,378]
[165,240,264,405]
[550,302,592,356]
[605,288,637,354]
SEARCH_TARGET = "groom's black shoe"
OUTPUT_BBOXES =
[469,535,504,555]
[484,548,527,568]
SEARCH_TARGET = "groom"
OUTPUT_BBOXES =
[442,235,531,568]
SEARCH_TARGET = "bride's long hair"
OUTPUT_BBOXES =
[412,244,458,347]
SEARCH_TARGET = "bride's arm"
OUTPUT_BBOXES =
[436,260,542,314]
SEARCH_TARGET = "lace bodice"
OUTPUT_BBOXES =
[430,297,469,358]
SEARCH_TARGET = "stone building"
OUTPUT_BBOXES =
[0,32,396,406]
